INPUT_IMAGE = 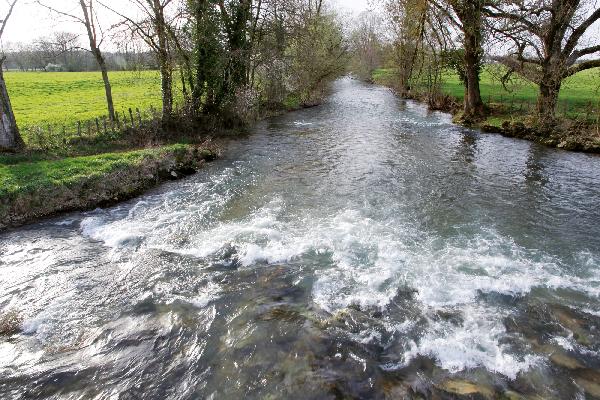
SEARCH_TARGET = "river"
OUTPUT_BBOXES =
[1,78,600,399]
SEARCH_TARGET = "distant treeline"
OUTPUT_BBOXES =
[3,35,156,72]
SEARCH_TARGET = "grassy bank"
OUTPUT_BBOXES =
[372,66,600,152]
[373,67,600,116]
[0,143,217,229]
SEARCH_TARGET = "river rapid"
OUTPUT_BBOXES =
[1,78,600,399]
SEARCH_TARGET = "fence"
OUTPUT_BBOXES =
[484,94,600,124]
[21,104,181,150]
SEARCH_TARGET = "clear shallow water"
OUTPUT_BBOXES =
[1,78,600,399]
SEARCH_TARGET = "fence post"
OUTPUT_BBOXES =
[136,108,142,126]
[77,121,82,137]
[596,101,600,134]
[95,118,100,135]
[129,108,135,128]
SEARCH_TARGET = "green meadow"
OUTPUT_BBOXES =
[4,70,167,132]
[0,72,189,195]
[373,66,600,119]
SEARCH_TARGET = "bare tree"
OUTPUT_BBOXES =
[350,11,384,81]
[37,31,80,70]
[38,0,116,121]
[385,0,437,95]
[0,0,24,151]
[487,0,600,121]
[102,0,178,121]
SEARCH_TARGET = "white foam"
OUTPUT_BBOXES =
[75,177,599,380]
[406,303,539,378]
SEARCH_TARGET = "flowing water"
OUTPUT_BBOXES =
[1,78,600,399]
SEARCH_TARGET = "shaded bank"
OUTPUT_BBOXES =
[0,143,217,230]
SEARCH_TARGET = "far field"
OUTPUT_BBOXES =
[5,70,169,131]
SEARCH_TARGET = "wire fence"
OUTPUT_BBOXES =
[483,94,600,124]
[20,104,177,150]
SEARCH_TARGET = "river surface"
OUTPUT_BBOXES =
[1,78,600,399]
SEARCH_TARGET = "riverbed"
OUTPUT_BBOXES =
[1,78,600,399]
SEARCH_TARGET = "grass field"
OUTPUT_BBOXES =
[373,66,600,119]
[4,70,168,132]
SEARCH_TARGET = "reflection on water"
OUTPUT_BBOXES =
[1,78,600,399]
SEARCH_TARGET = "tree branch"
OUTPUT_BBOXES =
[484,5,540,36]
[562,7,600,58]
[565,58,600,77]
[36,1,85,24]
[0,0,17,39]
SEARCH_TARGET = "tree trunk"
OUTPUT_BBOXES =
[97,55,116,122]
[537,79,561,122]
[0,65,24,151]
[160,60,173,120]
[463,53,484,117]
[461,6,485,119]
[79,0,115,122]
[153,0,173,121]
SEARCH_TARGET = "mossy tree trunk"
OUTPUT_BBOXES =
[463,29,484,117]
[537,77,562,124]
[151,0,173,122]
[0,60,24,151]
[452,0,485,119]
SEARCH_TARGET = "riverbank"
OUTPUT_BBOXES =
[0,94,326,231]
[372,69,600,154]
[0,142,218,230]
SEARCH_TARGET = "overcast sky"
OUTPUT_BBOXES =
[1,0,375,47]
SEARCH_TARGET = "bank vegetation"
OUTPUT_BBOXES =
[349,0,600,152]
